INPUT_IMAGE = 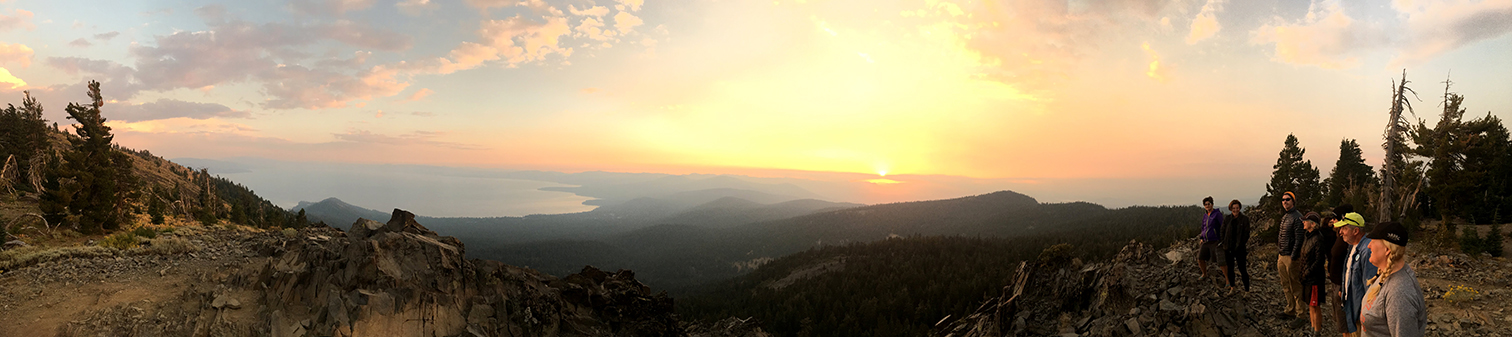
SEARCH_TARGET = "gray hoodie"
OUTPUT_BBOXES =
[1360,265,1426,337]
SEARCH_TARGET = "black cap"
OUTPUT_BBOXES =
[1331,204,1354,220]
[1367,221,1409,246]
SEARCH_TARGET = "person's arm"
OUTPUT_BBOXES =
[1386,289,1426,337]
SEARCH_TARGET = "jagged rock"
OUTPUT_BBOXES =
[258,209,680,337]
[1125,317,1142,335]
[347,219,384,239]
[1159,299,1182,311]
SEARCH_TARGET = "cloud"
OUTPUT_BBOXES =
[110,99,250,122]
[570,5,610,17]
[0,67,24,89]
[93,31,120,41]
[396,0,435,15]
[289,0,376,16]
[1392,0,1512,65]
[322,20,415,51]
[0,9,33,31]
[401,88,433,102]
[613,12,643,35]
[115,15,412,108]
[45,57,145,98]
[618,0,644,12]
[0,42,32,68]
[1250,0,1388,69]
[890,0,1174,92]
[1186,0,1224,44]
[576,17,611,41]
[259,64,409,109]
[68,38,93,48]
[333,129,485,150]
[1141,42,1166,81]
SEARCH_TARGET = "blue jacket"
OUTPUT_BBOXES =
[1200,209,1223,242]
[1341,236,1379,333]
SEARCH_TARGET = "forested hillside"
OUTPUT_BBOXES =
[2,84,298,246]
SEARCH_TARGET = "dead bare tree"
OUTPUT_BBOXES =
[1,154,15,198]
[1380,70,1418,223]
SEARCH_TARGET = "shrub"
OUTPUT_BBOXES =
[100,232,139,250]
[131,226,157,239]
[1460,227,1484,255]
[281,228,298,238]
[0,245,117,270]
[1038,243,1074,265]
[1444,284,1480,303]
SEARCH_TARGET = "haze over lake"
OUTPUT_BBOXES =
[174,158,596,217]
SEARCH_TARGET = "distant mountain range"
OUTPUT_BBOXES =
[298,190,1201,291]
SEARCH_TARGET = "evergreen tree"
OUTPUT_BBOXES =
[1261,134,1323,214]
[1325,139,1378,211]
[0,91,51,193]
[39,81,137,234]
[1486,223,1504,257]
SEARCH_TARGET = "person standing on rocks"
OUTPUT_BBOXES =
[1328,205,1355,336]
[1222,199,1251,293]
[1360,222,1426,337]
[1337,212,1375,337]
[1299,212,1332,333]
[1277,191,1306,318]
[1198,196,1226,283]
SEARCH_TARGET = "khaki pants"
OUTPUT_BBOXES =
[1277,255,1304,314]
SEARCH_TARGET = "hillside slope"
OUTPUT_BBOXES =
[0,210,681,336]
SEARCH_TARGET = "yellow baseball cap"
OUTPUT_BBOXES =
[1333,212,1366,228]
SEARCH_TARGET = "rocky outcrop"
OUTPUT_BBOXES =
[261,209,681,337]
[934,240,1284,337]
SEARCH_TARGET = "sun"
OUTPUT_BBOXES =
[878,170,887,177]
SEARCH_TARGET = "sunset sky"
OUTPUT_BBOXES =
[1,0,1509,206]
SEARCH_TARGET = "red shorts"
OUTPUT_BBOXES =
[1308,285,1326,306]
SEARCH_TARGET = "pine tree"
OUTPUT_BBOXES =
[1261,134,1323,214]
[1325,139,1378,213]
[39,81,137,234]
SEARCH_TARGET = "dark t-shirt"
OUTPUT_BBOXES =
[1329,229,1349,285]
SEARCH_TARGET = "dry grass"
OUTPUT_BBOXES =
[0,245,117,270]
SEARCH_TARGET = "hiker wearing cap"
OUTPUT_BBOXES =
[1328,205,1355,336]
[1222,199,1251,293]
[1277,191,1306,318]
[1299,211,1332,333]
[1198,196,1226,282]
[1337,212,1376,337]
[1360,222,1426,337]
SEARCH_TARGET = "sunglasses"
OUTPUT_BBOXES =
[1281,198,1293,201]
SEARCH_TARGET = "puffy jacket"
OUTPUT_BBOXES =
[1298,228,1331,286]
[1278,208,1304,257]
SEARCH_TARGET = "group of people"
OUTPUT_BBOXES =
[1196,192,1427,336]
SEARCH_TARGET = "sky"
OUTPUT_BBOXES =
[1,0,1510,208]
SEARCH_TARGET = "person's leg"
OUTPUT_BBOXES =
[1198,244,1211,278]
[1277,255,1294,314]
[1224,250,1237,287]
[1309,285,1323,332]
[1330,285,1346,336]
[1287,260,1305,313]
[1237,251,1251,291]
